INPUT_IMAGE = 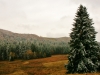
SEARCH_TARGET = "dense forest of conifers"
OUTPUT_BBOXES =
[0,29,100,61]
[0,29,70,61]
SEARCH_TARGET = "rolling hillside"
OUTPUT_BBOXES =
[0,29,71,61]
[0,29,70,42]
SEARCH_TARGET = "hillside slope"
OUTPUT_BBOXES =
[0,29,71,60]
[0,29,70,42]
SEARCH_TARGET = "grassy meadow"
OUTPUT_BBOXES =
[0,55,99,75]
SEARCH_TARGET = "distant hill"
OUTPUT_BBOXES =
[0,29,70,42]
[0,29,71,60]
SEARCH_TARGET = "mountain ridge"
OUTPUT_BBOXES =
[0,28,71,42]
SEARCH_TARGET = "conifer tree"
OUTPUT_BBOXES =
[67,5,100,73]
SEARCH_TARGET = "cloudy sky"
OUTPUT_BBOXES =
[0,0,100,41]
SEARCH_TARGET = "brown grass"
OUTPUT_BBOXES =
[0,55,99,75]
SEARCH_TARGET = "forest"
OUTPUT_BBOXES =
[0,29,100,61]
[0,29,70,61]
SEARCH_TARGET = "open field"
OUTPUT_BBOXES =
[0,55,100,75]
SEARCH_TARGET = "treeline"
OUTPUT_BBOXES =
[0,39,70,61]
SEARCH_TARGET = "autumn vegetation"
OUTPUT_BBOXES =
[0,55,100,75]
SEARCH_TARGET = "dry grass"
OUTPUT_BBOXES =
[8,70,28,75]
[0,55,100,75]
[43,60,68,67]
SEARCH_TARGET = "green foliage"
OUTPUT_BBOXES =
[67,5,100,73]
[0,36,70,61]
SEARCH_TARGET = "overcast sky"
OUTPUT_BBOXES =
[0,0,100,41]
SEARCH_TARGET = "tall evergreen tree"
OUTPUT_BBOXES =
[66,5,100,73]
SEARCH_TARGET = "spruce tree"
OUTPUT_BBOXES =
[66,5,100,73]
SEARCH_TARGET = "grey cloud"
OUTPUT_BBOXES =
[60,16,68,20]
[70,0,100,5]
[0,0,27,22]
[70,0,100,12]
[46,32,67,38]
[17,25,33,30]
[0,0,100,41]
[96,30,100,42]
[56,16,73,29]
